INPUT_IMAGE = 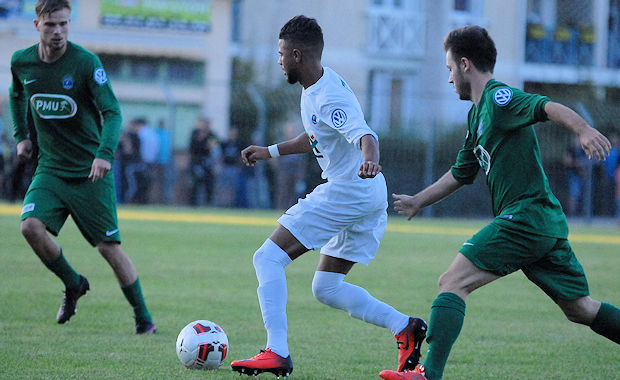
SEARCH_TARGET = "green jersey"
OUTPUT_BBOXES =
[10,42,121,178]
[450,79,568,238]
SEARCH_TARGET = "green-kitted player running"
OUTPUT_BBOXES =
[381,25,619,380]
[9,0,156,334]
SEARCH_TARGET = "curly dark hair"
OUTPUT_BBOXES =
[35,0,71,17]
[444,25,497,73]
[279,15,324,54]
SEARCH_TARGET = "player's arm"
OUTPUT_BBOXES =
[9,62,33,160]
[393,170,463,220]
[544,101,611,161]
[89,58,122,182]
[358,133,381,178]
[241,132,311,166]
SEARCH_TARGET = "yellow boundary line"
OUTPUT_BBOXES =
[1,204,619,245]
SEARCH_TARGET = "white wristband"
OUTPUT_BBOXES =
[268,144,280,158]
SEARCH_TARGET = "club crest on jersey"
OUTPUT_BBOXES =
[311,114,318,125]
[94,67,108,85]
[62,75,73,90]
[331,108,347,128]
[493,88,513,106]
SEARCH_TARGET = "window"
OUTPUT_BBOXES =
[130,58,159,79]
[167,60,204,82]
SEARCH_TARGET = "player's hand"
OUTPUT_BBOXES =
[579,127,611,161]
[89,158,111,183]
[358,161,381,178]
[241,145,270,166]
[16,139,33,161]
[392,193,422,220]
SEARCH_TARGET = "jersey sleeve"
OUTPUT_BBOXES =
[9,53,29,143]
[450,128,480,184]
[489,87,549,131]
[318,95,377,149]
[87,54,122,163]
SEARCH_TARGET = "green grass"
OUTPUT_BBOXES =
[0,203,618,379]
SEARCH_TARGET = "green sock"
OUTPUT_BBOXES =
[590,302,620,344]
[423,292,466,380]
[121,278,152,322]
[43,250,81,289]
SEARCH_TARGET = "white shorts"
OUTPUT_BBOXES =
[277,173,388,265]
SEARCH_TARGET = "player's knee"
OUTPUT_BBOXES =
[20,218,44,240]
[311,280,334,305]
[252,248,266,271]
[559,297,598,325]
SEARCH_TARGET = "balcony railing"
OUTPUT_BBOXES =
[525,23,602,67]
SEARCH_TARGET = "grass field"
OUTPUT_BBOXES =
[0,203,618,380]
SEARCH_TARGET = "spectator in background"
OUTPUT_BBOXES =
[135,117,159,204]
[563,135,588,216]
[605,132,620,223]
[274,123,306,210]
[155,118,174,204]
[215,126,243,207]
[120,120,143,204]
[189,117,219,206]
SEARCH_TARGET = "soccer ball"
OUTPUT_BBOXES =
[176,320,229,370]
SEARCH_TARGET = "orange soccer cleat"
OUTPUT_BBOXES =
[380,365,427,380]
[231,348,293,378]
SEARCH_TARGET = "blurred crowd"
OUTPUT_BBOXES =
[1,111,617,220]
[1,113,309,210]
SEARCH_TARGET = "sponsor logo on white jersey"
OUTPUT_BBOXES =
[331,108,347,128]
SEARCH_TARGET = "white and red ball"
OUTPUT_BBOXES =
[176,320,228,370]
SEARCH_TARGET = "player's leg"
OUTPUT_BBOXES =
[523,239,620,345]
[557,296,620,344]
[230,224,305,377]
[96,241,156,334]
[69,172,154,333]
[20,175,89,323]
[419,253,499,380]
[312,254,427,371]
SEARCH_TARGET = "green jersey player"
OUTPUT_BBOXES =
[381,26,619,380]
[10,0,155,334]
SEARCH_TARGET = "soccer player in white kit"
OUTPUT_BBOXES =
[230,15,426,378]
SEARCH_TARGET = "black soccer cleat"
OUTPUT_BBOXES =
[56,275,90,324]
[135,318,157,334]
[395,317,427,372]
[231,348,293,378]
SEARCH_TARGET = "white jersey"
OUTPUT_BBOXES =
[300,67,378,181]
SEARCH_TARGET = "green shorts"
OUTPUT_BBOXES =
[21,172,121,246]
[460,220,589,302]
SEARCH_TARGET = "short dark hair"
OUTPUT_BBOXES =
[35,0,71,17]
[444,25,497,73]
[279,15,324,55]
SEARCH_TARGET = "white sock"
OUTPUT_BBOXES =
[312,270,410,335]
[253,239,292,357]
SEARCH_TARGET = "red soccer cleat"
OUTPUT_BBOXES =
[380,365,427,380]
[231,348,293,377]
[395,317,427,372]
